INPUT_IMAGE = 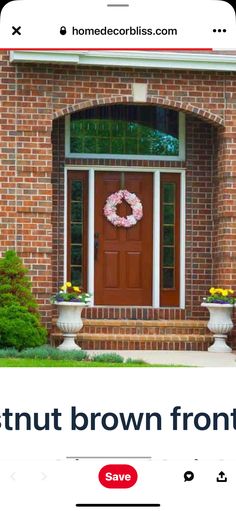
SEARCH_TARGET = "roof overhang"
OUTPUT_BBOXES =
[10,50,236,71]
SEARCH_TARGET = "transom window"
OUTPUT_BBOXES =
[66,105,185,160]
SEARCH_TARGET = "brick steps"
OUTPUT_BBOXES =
[51,319,212,350]
[80,319,208,336]
[82,308,186,320]
[51,333,211,350]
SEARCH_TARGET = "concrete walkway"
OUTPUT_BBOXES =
[87,350,236,367]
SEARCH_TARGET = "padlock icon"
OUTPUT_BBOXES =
[60,26,67,35]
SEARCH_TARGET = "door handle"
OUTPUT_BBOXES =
[94,232,99,260]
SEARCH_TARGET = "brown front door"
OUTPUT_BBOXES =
[95,172,153,305]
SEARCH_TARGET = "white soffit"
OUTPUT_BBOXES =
[10,50,236,71]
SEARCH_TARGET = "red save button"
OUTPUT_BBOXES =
[99,464,138,489]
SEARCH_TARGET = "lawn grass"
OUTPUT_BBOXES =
[0,358,184,367]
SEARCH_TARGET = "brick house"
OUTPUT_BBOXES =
[1,50,236,350]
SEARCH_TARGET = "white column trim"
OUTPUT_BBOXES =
[88,168,95,305]
[153,171,160,308]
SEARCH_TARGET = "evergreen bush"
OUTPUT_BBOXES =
[0,250,38,312]
[0,305,47,350]
[0,251,47,349]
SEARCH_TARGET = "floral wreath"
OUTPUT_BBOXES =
[103,189,143,228]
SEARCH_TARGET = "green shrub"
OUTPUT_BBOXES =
[52,349,87,361]
[19,346,56,359]
[0,305,47,350]
[0,348,19,358]
[0,250,38,312]
[0,250,47,349]
[91,352,124,363]
[20,346,87,360]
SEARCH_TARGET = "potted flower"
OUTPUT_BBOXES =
[201,287,235,352]
[51,282,92,350]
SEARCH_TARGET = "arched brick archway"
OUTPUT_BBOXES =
[53,95,224,127]
[51,94,225,318]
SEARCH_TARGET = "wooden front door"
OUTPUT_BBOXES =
[95,172,153,305]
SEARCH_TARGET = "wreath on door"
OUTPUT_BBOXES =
[103,189,143,227]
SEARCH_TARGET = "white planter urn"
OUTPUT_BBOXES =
[201,302,233,352]
[55,302,84,350]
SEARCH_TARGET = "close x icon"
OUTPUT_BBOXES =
[12,26,21,35]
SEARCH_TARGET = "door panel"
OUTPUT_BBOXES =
[126,252,142,288]
[95,172,153,305]
[104,252,120,288]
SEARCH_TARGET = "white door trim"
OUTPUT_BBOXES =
[88,168,95,306]
[64,165,186,308]
[153,171,160,308]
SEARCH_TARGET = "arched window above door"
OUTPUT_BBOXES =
[65,105,185,161]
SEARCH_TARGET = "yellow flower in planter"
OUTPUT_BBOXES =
[204,287,235,304]
[51,284,92,305]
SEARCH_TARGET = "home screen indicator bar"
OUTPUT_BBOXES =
[75,505,161,509]
[67,457,152,460]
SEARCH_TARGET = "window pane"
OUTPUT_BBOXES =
[139,137,151,154]
[71,246,82,266]
[97,138,110,153]
[71,266,82,287]
[125,138,138,154]
[163,204,174,224]
[163,246,174,266]
[71,138,83,153]
[163,268,174,289]
[71,223,82,244]
[83,137,95,153]
[111,138,125,153]
[70,105,179,157]
[126,122,137,138]
[71,181,83,201]
[71,202,83,222]
[163,226,174,244]
[164,183,175,203]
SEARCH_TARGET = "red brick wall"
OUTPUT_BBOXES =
[212,99,236,287]
[1,50,236,327]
